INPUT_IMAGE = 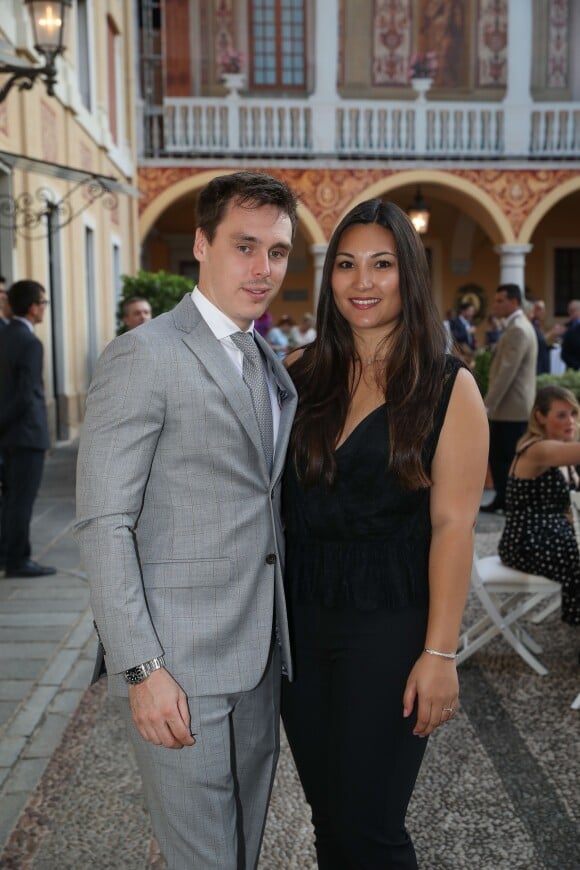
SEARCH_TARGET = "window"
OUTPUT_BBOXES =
[107,15,125,144]
[554,248,580,316]
[250,0,306,89]
[85,225,98,381]
[76,0,92,110]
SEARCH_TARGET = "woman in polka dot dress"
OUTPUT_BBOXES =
[498,385,580,625]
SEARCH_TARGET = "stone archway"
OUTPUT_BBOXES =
[345,169,515,246]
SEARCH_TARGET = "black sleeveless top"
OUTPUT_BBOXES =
[283,356,463,610]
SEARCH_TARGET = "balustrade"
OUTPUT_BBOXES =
[142,94,580,161]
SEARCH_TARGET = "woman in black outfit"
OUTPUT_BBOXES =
[281,199,488,869]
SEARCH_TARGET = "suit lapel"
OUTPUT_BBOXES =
[255,332,298,484]
[172,294,297,484]
[173,296,267,472]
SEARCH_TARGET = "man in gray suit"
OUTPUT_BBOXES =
[75,172,298,868]
[481,283,537,513]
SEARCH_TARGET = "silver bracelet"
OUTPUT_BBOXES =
[424,647,457,660]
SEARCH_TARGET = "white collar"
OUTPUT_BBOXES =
[13,316,34,333]
[504,309,522,328]
[191,287,253,339]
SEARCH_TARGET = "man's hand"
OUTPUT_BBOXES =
[128,668,195,749]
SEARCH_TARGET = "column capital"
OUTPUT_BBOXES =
[494,244,533,289]
[494,244,533,256]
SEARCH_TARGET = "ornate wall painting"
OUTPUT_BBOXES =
[477,0,507,87]
[418,0,468,88]
[547,0,568,89]
[372,0,413,86]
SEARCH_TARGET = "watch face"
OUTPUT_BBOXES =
[125,666,146,684]
[124,657,164,685]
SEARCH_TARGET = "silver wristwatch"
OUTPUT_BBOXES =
[124,655,166,685]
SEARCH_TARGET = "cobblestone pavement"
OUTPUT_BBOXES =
[0,445,578,869]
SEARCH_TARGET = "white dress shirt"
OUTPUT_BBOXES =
[191,288,281,446]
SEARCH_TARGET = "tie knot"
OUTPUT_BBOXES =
[232,331,261,363]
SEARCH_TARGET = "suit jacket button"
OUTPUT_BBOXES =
[265,553,277,565]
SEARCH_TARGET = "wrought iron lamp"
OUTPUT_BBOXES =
[0,1,71,103]
[407,188,431,235]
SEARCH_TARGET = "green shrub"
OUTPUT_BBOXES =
[473,349,493,397]
[474,353,580,401]
[536,369,580,400]
[117,270,195,333]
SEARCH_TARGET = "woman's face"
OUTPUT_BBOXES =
[331,223,401,338]
[536,399,579,442]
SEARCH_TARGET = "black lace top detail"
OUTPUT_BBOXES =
[282,356,463,610]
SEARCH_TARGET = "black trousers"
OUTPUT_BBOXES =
[2,447,45,570]
[0,450,5,565]
[488,420,527,507]
[282,603,429,870]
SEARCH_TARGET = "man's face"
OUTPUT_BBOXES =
[31,293,49,325]
[123,301,152,330]
[194,201,293,330]
[463,305,475,322]
[0,282,7,318]
[493,291,517,319]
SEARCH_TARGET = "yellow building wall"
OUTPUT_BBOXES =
[0,1,140,440]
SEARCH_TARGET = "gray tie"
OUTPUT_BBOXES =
[231,331,274,470]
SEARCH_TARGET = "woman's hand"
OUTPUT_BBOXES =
[402,651,459,737]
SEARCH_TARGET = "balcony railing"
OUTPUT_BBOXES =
[141,93,580,161]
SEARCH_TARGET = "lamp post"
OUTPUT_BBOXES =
[0,1,71,103]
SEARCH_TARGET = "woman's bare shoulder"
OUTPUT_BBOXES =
[284,347,306,369]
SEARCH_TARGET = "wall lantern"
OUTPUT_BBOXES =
[407,188,431,235]
[0,1,71,103]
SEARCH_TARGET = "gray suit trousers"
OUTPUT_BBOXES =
[116,643,281,870]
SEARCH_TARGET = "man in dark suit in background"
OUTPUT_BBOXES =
[450,301,477,365]
[0,276,9,327]
[0,275,8,569]
[561,299,580,370]
[0,280,55,577]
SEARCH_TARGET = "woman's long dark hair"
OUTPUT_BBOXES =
[289,198,448,490]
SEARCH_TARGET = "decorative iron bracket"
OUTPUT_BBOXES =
[0,57,57,103]
[0,175,119,240]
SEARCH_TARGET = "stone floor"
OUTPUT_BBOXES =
[0,445,578,869]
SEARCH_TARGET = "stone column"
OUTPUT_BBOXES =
[310,0,339,152]
[503,1,533,154]
[494,244,533,291]
[310,243,328,310]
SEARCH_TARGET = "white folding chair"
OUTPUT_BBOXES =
[457,555,561,676]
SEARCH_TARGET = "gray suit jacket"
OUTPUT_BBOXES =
[75,294,297,697]
[485,311,537,421]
